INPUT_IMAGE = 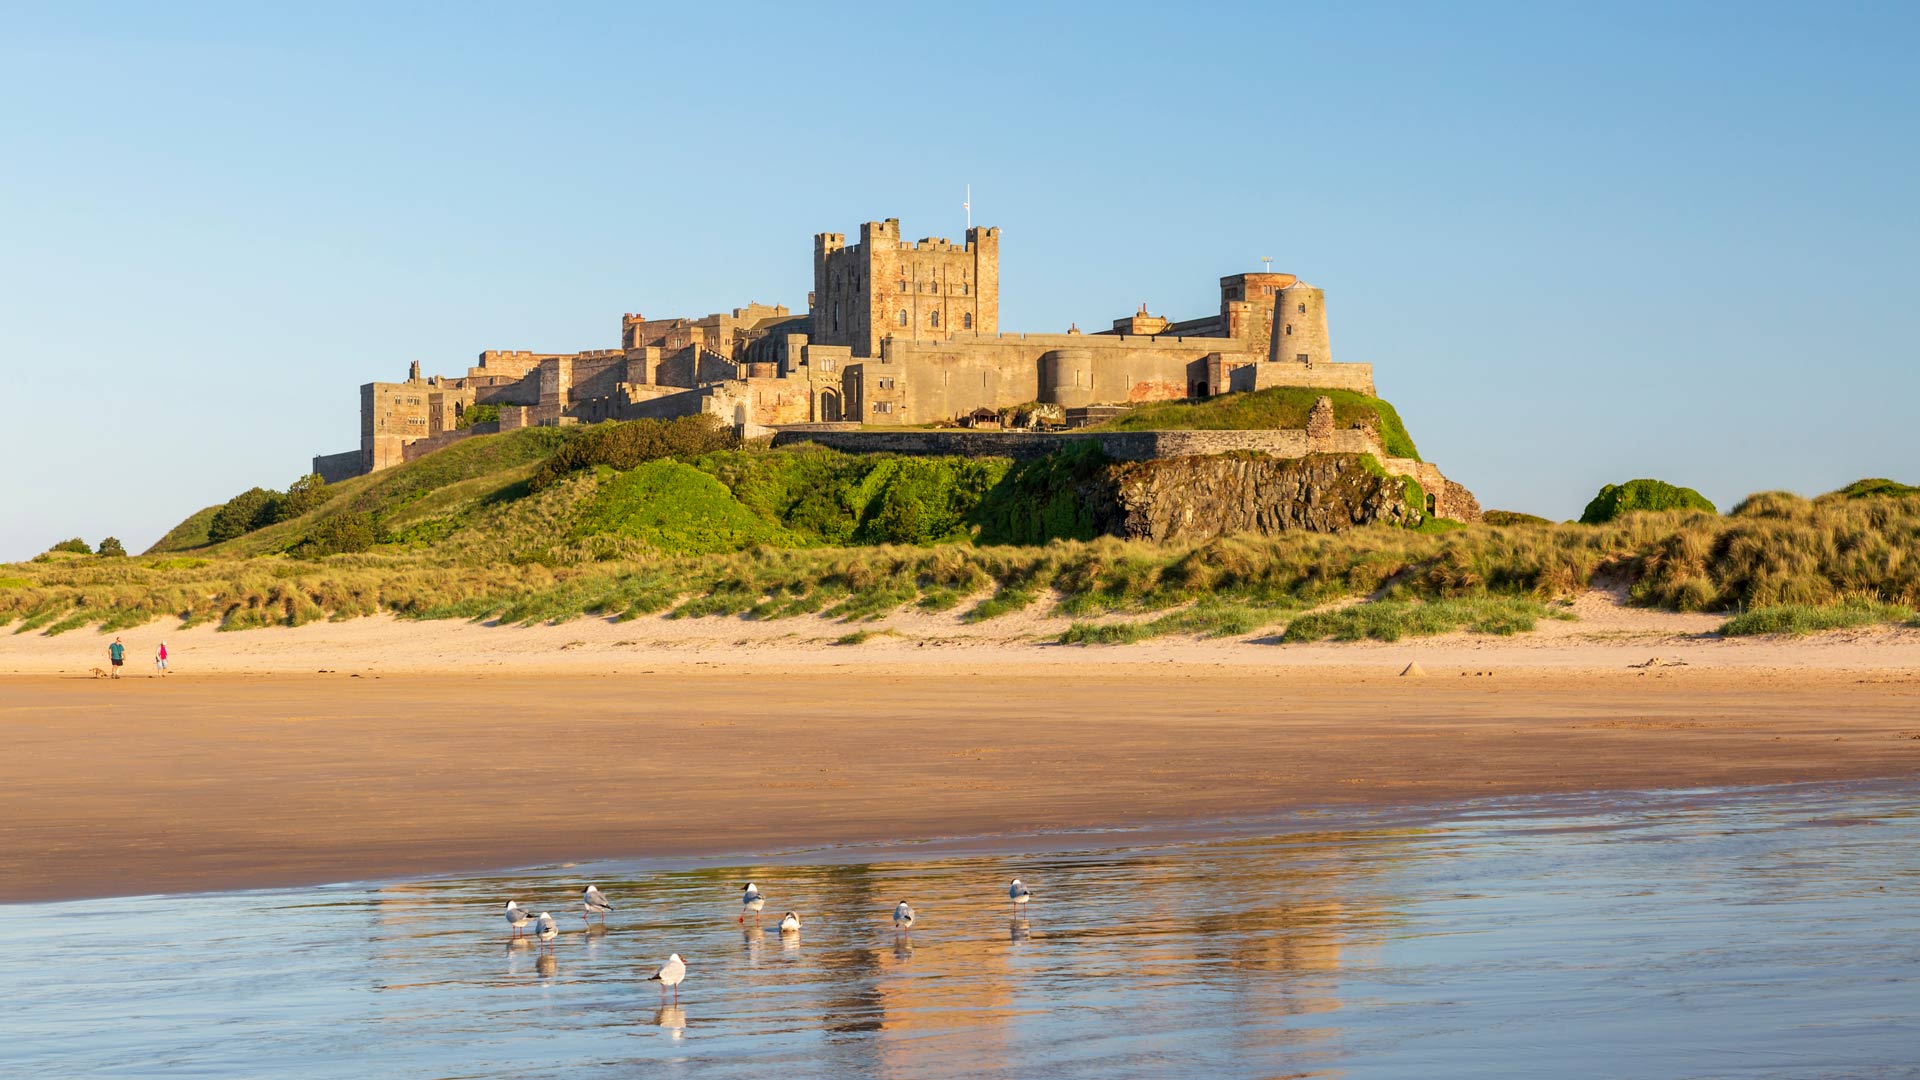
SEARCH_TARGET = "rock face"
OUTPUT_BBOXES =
[1098,453,1423,542]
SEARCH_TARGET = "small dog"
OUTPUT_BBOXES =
[90,667,109,679]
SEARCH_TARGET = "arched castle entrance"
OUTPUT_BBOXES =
[817,389,842,422]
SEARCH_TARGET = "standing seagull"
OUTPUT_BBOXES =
[1008,878,1032,904]
[739,882,765,925]
[504,901,531,936]
[535,911,559,948]
[582,884,614,923]
[893,900,915,930]
[778,911,802,934]
[648,953,688,1000]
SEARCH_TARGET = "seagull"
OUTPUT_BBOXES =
[779,911,802,934]
[648,953,687,999]
[504,900,531,936]
[740,882,764,924]
[893,900,915,930]
[535,911,559,948]
[582,884,614,923]
[1009,878,1031,904]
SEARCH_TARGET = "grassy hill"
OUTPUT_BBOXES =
[13,409,1920,642]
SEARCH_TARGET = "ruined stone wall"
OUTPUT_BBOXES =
[311,449,363,483]
[1228,359,1376,396]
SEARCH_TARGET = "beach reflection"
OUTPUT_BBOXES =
[5,782,1918,1078]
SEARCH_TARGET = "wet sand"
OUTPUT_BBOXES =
[4,664,1918,903]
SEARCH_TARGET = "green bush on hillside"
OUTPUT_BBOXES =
[47,538,91,555]
[95,537,127,557]
[292,512,381,558]
[531,415,739,491]
[206,474,336,544]
[573,460,796,553]
[1579,479,1715,524]
[971,442,1114,545]
[1087,387,1422,461]
[848,457,1010,545]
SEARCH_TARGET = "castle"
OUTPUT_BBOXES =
[312,217,1473,518]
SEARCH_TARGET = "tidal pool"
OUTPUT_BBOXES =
[5,781,1916,1078]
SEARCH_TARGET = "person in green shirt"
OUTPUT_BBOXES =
[108,638,126,678]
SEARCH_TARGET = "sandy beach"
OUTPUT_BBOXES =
[5,591,1919,904]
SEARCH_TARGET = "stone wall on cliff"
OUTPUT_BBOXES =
[1098,453,1422,542]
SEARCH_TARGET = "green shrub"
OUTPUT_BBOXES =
[531,415,739,491]
[291,512,380,558]
[275,473,333,521]
[1482,510,1551,526]
[207,487,279,542]
[95,536,127,557]
[47,538,91,554]
[456,403,502,430]
[1580,479,1716,524]
[574,460,796,554]
[972,442,1113,544]
[848,457,1009,545]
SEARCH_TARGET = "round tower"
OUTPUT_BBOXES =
[1039,348,1095,408]
[1268,282,1330,366]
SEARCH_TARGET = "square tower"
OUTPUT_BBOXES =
[812,218,999,357]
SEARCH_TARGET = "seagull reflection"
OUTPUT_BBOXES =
[537,952,558,981]
[741,926,765,966]
[781,931,802,953]
[893,937,914,961]
[655,1004,687,1040]
[1009,916,1031,942]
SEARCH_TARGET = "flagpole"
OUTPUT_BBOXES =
[964,184,971,231]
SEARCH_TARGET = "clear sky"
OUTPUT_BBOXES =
[3,2,1916,560]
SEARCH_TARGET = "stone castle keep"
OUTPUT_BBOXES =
[314,217,1476,520]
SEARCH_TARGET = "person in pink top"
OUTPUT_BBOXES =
[155,641,169,675]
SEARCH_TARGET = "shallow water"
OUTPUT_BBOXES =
[5,782,1917,1079]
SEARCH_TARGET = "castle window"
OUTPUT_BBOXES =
[878,378,894,389]
[1298,303,1306,313]
[929,310,940,328]
[1285,324,1293,335]
[897,309,909,327]
[873,401,892,414]
[963,312,973,330]
[833,302,841,332]
[1297,353,1310,363]
[899,280,907,292]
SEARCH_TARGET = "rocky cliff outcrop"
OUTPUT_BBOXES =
[1097,452,1424,542]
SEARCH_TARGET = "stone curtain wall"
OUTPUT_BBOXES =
[311,449,363,484]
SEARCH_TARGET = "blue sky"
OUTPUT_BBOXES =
[2,2,1916,559]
